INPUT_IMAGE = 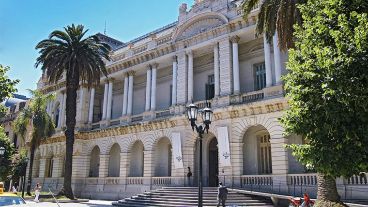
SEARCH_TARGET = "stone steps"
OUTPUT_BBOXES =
[113,187,273,207]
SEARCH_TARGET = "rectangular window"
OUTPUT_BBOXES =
[254,62,266,90]
[206,75,215,100]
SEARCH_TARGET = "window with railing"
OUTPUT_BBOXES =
[254,62,266,91]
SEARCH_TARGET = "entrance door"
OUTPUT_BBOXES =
[208,138,219,187]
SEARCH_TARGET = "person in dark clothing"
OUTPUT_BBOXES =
[217,182,228,207]
[187,167,192,186]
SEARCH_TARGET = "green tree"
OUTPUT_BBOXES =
[0,126,15,181]
[0,64,19,102]
[13,89,55,195]
[11,149,28,184]
[242,0,306,51]
[35,24,111,199]
[281,0,368,206]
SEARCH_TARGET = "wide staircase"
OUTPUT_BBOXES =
[112,187,274,207]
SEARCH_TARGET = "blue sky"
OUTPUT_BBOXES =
[0,0,193,96]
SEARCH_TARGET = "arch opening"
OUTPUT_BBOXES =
[242,125,272,175]
[129,141,144,177]
[89,146,100,177]
[108,144,121,177]
[154,137,172,177]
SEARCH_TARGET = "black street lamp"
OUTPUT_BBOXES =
[186,103,213,207]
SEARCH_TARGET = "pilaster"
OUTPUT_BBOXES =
[143,150,153,178]
[122,74,129,116]
[231,35,240,94]
[151,63,158,111]
[102,81,109,120]
[127,71,135,115]
[106,79,114,120]
[187,51,193,103]
[119,152,129,178]
[145,66,152,111]
[219,38,232,96]
[273,34,282,84]
[264,35,273,87]
[72,155,89,178]
[99,154,110,178]
[172,56,178,105]
[88,88,95,124]
[176,52,188,104]
[39,158,47,178]
[214,42,220,97]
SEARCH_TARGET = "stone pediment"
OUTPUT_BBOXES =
[173,12,228,41]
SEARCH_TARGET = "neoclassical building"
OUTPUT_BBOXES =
[31,0,367,200]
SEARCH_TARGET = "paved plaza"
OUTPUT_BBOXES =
[25,200,113,207]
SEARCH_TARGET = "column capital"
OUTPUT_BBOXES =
[103,79,109,84]
[127,70,136,76]
[172,55,177,62]
[186,50,193,56]
[151,63,159,69]
[230,35,240,43]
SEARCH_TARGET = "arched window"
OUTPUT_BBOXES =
[108,144,121,177]
[129,141,144,177]
[89,146,100,177]
[45,157,54,177]
[243,126,272,175]
[154,138,172,177]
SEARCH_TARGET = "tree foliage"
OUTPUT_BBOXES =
[35,24,111,199]
[281,0,368,178]
[242,0,306,51]
[0,64,19,102]
[13,89,54,195]
[0,126,15,181]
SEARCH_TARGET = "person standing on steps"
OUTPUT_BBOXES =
[187,167,192,187]
[217,182,228,207]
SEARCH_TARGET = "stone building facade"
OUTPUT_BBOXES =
[32,0,367,200]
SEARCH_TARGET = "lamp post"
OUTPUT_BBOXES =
[186,103,213,207]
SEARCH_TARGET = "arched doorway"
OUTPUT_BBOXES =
[129,141,144,177]
[89,146,100,177]
[154,137,172,177]
[208,138,218,187]
[108,144,121,177]
[194,135,219,187]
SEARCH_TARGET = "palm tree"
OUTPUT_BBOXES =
[242,0,306,51]
[13,89,55,195]
[35,24,111,199]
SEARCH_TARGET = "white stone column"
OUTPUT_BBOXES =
[214,43,220,97]
[51,156,62,178]
[61,93,66,127]
[78,87,85,124]
[106,80,113,120]
[187,51,193,103]
[172,56,177,105]
[127,72,134,115]
[58,92,66,128]
[231,36,240,94]
[102,82,109,120]
[264,35,273,87]
[88,88,95,124]
[122,75,129,116]
[150,63,157,111]
[273,34,282,84]
[145,67,152,111]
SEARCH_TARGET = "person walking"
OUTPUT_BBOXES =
[217,182,228,207]
[187,167,192,187]
[34,183,41,203]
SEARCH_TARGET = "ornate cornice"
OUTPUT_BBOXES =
[40,95,288,145]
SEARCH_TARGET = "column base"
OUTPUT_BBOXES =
[143,111,155,121]
[263,85,284,98]
[99,120,110,128]
[120,116,131,125]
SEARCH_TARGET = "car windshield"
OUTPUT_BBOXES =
[0,196,26,206]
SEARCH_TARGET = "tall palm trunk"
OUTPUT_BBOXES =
[62,73,79,199]
[316,173,347,207]
[26,143,36,195]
